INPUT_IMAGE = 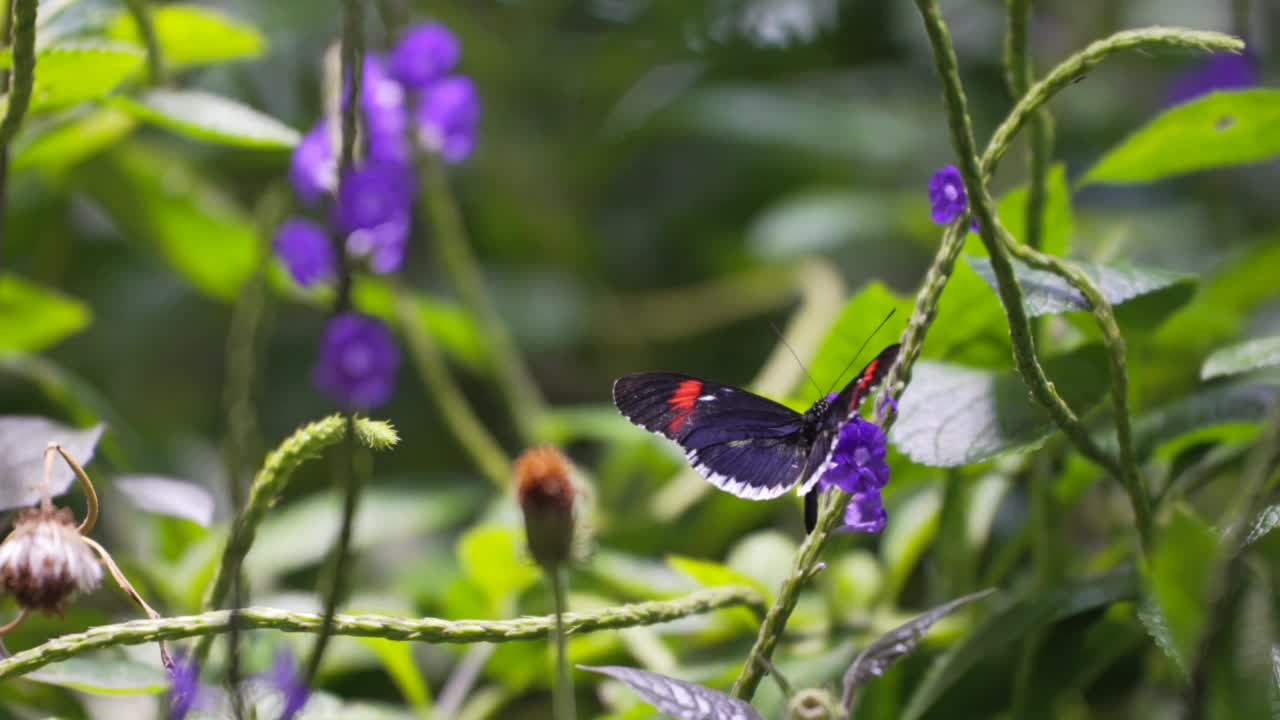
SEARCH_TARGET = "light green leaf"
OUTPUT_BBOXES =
[890,344,1111,466]
[113,90,299,149]
[1145,506,1220,667]
[1202,336,1280,380]
[26,654,168,695]
[747,189,910,259]
[881,486,942,602]
[901,572,1137,720]
[349,277,487,371]
[727,530,796,602]
[0,41,144,110]
[1126,383,1278,459]
[802,281,913,403]
[245,487,477,584]
[457,525,541,605]
[1157,238,1280,354]
[107,4,265,70]
[666,555,766,599]
[1137,599,1187,675]
[71,140,257,299]
[996,163,1072,256]
[0,273,91,352]
[1084,89,1280,184]
[13,106,136,174]
[357,638,432,711]
[965,256,1194,319]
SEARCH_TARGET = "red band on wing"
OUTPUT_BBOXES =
[667,379,703,432]
[848,358,882,411]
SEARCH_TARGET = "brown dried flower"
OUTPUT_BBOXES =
[514,446,578,570]
[0,505,102,614]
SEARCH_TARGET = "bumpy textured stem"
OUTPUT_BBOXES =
[195,416,398,659]
[983,27,1242,180]
[422,159,545,445]
[395,279,510,489]
[0,587,762,682]
[122,0,163,83]
[0,0,34,149]
[1002,0,1053,251]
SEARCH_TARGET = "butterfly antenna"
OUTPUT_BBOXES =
[769,322,824,400]
[825,308,898,395]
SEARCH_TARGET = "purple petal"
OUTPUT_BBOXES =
[313,312,401,410]
[389,23,461,90]
[840,490,887,534]
[416,75,481,164]
[274,218,337,287]
[290,121,336,205]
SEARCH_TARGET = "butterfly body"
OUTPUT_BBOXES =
[611,344,899,502]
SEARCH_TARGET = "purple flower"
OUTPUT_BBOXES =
[274,218,337,287]
[361,54,413,166]
[819,417,891,534]
[928,164,968,225]
[1167,51,1258,107]
[416,75,481,164]
[290,121,336,205]
[268,649,310,720]
[336,163,412,274]
[166,653,200,720]
[314,312,400,409]
[390,23,461,90]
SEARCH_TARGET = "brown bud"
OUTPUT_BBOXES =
[514,446,577,570]
[0,506,102,614]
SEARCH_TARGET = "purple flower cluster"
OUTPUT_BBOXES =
[819,417,890,533]
[928,164,979,233]
[266,649,311,720]
[276,21,480,288]
[1167,50,1258,107]
[314,312,401,410]
[166,652,201,720]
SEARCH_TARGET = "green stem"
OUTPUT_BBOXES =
[394,286,512,489]
[0,0,35,265]
[1002,0,1053,251]
[983,27,1242,181]
[1184,407,1280,719]
[550,567,575,720]
[122,0,163,84]
[421,159,545,444]
[0,587,763,683]
[195,415,398,660]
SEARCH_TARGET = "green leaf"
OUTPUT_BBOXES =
[13,106,136,174]
[803,281,913,402]
[26,654,168,694]
[349,277,488,371]
[579,665,763,720]
[1137,599,1187,675]
[245,487,477,584]
[965,256,1194,319]
[1202,336,1280,380]
[881,485,942,602]
[667,555,767,600]
[1127,383,1279,459]
[0,41,144,110]
[1157,238,1280,354]
[71,140,257,299]
[1145,506,1221,666]
[457,525,541,606]
[901,572,1138,720]
[726,530,797,602]
[0,273,91,351]
[107,4,265,70]
[996,163,1072,256]
[890,344,1111,466]
[113,90,299,149]
[357,638,432,711]
[1084,89,1280,184]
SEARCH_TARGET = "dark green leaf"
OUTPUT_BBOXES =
[113,90,299,149]
[843,589,996,698]
[1084,89,1280,184]
[890,344,1111,466]
[107,4,265,70]
[13,106,136,174]
[901,572,1137,720]
[0,273,92,351]
[1146,506,1220,667]
[965,256,1193,318]
[1202,336,1280,380]
[1137,599,1188,675]
[995,163,1072,256]
[0,416,102,511]
[579,665,763,720]
[26,655,168,694]
[71,141,258,300]
[1127,384,1279,458]
[0,41,144,110]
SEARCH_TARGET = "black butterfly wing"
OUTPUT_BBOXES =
[796,343,901,497]
[612,373,810,500]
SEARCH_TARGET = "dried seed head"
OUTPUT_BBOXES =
[0,506,102,614]
[514,446,577,570]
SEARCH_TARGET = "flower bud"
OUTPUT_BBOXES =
[0,506,102,614]
[514,446,577,571]
[786,688,848,720]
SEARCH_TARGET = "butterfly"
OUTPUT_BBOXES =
[612,343,900,530]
